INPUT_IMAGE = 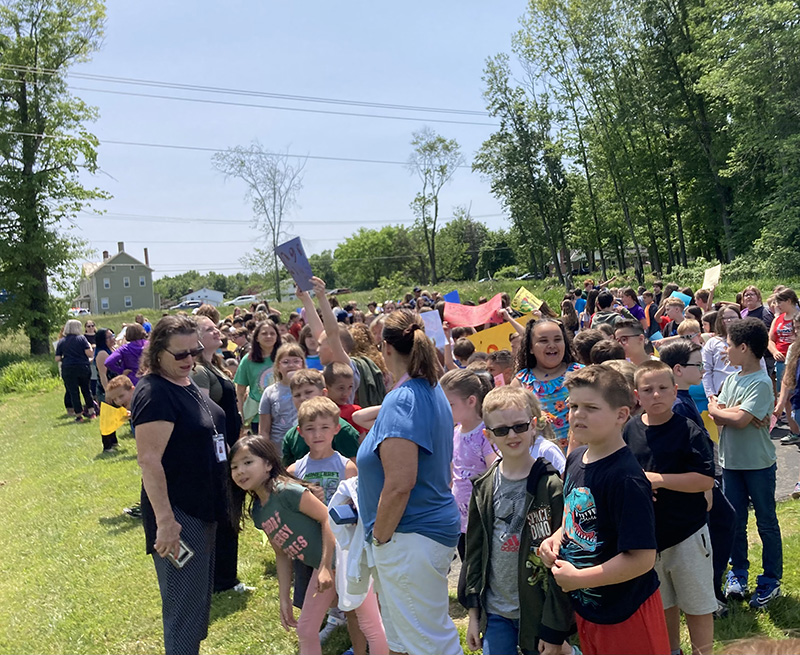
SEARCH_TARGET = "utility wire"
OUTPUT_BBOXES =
[0,63,490,117]
[0,130,474,168]
[69,85,498,127]
[78,210,503,225]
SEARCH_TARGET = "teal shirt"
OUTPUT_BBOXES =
[718,369,776,470]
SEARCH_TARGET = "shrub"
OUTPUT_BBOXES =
[0,360,60,394]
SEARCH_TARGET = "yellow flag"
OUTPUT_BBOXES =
[467,313,536,353]
[701,411,719,443]
[511,286,543,314]
[100,402,129,435]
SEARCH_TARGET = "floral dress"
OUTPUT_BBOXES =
[515,362,583,451]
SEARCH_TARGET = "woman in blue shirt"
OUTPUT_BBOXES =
[357,309,462,655]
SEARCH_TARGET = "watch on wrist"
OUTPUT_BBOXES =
[372,535,387,546]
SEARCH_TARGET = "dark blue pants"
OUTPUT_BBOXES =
[483,613,520,655]
[723,464,782,583]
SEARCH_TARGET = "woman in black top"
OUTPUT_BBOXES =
[94,328,118,452]
[55,319,95,422]
[132,315,228,655]
[191,315,245,593]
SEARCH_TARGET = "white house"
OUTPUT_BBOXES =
[180,288,225,307]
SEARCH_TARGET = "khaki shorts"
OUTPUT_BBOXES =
[655,524,718,615]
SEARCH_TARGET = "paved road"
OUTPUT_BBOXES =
[771,423,800,500]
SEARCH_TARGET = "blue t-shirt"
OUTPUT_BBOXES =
[673,389,707,438]
[574,298,586,314]
[357,378,460,547]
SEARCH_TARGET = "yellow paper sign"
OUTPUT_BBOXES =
[100,402,129,435]
[702,411,719,443]
[511,286,543,314]
[467,313,536,353]
[701,264,721,290]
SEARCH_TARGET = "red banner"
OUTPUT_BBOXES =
[444,293,503,327]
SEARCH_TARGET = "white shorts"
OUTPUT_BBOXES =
[368,532,462,655]
[655,524,718,615]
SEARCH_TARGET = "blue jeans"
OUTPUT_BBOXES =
[483,613,519,655]
[723,464,783,582]
[776,360,786,394]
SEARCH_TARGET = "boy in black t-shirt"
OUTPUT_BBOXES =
[540,366,669,655]
[624,361,716,655]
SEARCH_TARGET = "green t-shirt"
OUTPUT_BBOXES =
[233,353,274,402]
[718,369,776,470]
[252,481,322,569]
[282,417,360,466]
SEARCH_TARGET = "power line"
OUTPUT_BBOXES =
[0,130,473,168]
[77,210,504,225]
[68,85,498,127]
[0,63,490,117]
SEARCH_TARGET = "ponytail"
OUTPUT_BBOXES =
[383,309,439,386]
[440,368,493,417]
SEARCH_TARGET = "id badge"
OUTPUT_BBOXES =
[212,433,227,462]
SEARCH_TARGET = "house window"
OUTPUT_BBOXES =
[130,265,135,270]
[101,297,109,310]
[123,276,130,288]
[103,278,110,289]
[111,266,116,271]
[139,276,146,287]
[124,296,133,308]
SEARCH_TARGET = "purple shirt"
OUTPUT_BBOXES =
[105,340,146,386]
[452,421,494,533]
[627,303,646,321]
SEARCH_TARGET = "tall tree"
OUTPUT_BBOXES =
[212,143,305,302]
[407,127,463,285]
[0,0,106,355]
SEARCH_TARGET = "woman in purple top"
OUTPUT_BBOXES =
[105,322,148,385]
[622,287,647,330]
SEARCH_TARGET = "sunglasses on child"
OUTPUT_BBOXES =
[166,343,205,360]
[487,421,531,437]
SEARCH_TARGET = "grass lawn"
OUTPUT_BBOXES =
[1,387,799,654]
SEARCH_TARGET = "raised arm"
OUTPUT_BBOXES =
[297,287,324,340]
[311,276,351,366]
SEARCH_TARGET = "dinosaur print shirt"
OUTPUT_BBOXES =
[560,445,659,624]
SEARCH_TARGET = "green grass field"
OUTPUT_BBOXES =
[0,386,799,653]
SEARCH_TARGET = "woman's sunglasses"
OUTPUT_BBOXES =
[487,421,531,437]
[166,343,205,361]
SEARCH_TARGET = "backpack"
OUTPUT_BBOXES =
[352,356,386,407]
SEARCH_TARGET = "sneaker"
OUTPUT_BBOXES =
[780,433,800,445]
[319,608,346,643]
[724,570,749,600]
[75,416,85,423]
[793,483,800,500]
[232,582,255,593]
[123,503,142,518]
[713,600,729,619]
[749,578,781,608]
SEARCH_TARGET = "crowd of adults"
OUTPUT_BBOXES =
[51,276,800,655]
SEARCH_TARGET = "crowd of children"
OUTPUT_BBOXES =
[68,276,800,655]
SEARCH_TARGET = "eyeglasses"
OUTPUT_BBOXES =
[683,362,703,368]
[743,293,757,299]
[166,343,205,361]
[681,333,701,339]
[85,323,95,328]
[487,421,531,437]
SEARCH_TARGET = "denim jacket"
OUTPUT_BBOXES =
[464,458,574,651]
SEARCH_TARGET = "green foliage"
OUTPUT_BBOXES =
[0,358,58,394]
[494,264,521,280]
[0,0,108,355]
[333,225,421,291]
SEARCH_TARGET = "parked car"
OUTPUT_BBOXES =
[515,272,541,280]
[68,307,91,316]
[328,288,352,296]
[170,300,203,311]
[224,294,258,307]
[477,277,493,283]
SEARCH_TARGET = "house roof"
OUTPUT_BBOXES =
[82,251,153,278]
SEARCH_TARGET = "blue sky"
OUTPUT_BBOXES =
[73,1,526,279]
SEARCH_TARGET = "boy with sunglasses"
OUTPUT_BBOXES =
[464,386,573,655]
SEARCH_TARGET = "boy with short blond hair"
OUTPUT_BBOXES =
[540,365,669,655]
[282,368,360,466]
[624,360,716,655]
[663,298,686,337]
[323,362,363,433]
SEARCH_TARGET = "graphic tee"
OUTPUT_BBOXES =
[282,418,360,466]
[252,481,322,569]
[233,354,274,403]
[294,451,349,504]
[623,414,714,551]
[259,382,297,446]
[560,446,659,624]
[485,469,527,619]
[452,421,493,533]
